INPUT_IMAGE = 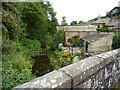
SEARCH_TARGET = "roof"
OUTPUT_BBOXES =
[108,20,120,28]
[81,33,109,43]
[92,18,111,24]
[62,25,97,31]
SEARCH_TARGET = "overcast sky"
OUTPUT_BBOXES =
[48,0,120,25]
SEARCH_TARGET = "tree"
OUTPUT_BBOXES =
[78,20,83,24]
[2,2,22,41]
[52,30,65,50]
[22,2,48,40]
[21,2,58,48]
[112,33,120,49]
[45,1,58,35]
[106,7,120,18]
[2,1,59,89]
[2,2,36,89]
[61,16,68,26]
[70,21,77,25]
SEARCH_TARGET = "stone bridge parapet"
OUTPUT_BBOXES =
[13,48,120,89]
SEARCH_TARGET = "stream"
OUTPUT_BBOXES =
[32,55,53,77]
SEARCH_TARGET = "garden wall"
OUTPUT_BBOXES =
[13,49,120,89]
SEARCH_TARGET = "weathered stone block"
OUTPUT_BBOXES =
[59,56,103,87]
[97,69,105,82]
[96,49,118,65]
[13,70,72,89]
[105,76,113,88]
[118,57,120,68]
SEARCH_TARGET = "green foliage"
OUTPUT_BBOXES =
[2,1,59,89]
[97,24,115,32]
[21,2,58,48]
[49,48,89,70]
[72,48,88,60]
[2,1,61,89]
[22,3,48,41]
[88,17,98,22]
[2,2,22,41]
[21,39,41,56]
[106,7,120,18]
[68,35,80,46]
[49,49,72,70]
[45,2,58,35]
[112,33,120,49]
[70,21,77,25]
[2,41,37,89]
[72,56,80,63]
[61,16,68,26]
[52,30,65,50]
[45,34,54,50]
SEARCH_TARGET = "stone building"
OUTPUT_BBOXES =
[56,25,114,54]
[91,18,111,29]
[81,32,114,54]
[91,17,120,32]
[108,20,120,32]
[56,25,98,42]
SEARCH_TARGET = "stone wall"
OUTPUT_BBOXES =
[13,49,120,89]
[88,32,114,53]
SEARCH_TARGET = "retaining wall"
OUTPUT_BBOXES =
[13,49,120,89]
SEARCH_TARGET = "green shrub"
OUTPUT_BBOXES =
[2,52,36,89]
[49,48,89,70]
[21,39,41,56]
[68,35,80,46]
[49,49,72,70]
[112,33,120,49]
[2,40,41,89]
[97,23,115,32]
[52,30,65,50]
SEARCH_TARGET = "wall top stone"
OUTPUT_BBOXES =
[13,70,72,89]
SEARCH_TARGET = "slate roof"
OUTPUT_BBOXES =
[81,33,109,43]
[56,25,97,31]
[64,25,97,31]
[108,20,120,28]
[92,18,111,24]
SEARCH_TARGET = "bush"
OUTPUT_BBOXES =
[2,40,41,89]
[49,48,89,70]
[2,52,36,89]
[21,39,41,56]
[52,30,65,50]
[97,23,115,32]
[49,49,72,70]
[68,35,80,46]
[112,33,120,49]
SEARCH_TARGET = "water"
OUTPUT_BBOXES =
[32,55,53,76]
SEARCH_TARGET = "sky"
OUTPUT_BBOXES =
[48,0,120,25]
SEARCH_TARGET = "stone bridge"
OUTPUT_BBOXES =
[13,48,120,89]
